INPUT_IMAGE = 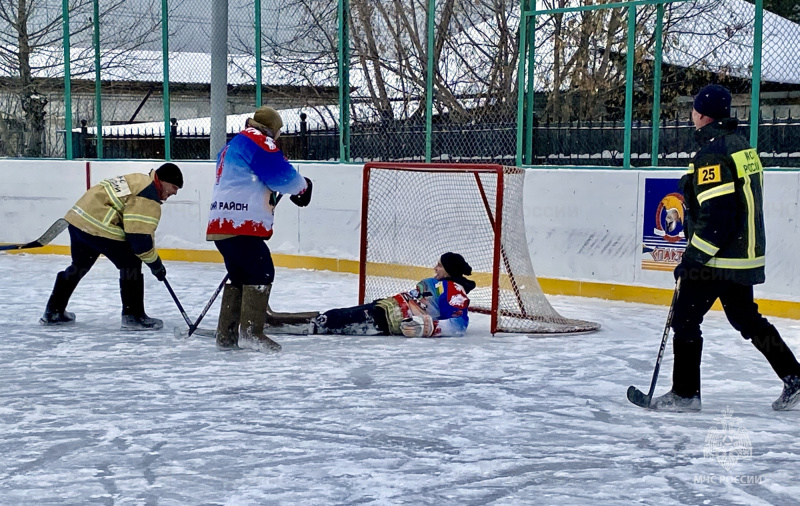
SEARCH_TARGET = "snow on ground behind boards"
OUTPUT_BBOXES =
[1,253,799,504]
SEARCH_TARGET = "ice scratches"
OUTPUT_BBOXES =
[4,439,91,477]
[230,420,460,457]
[412,458,616,506]
[95,463,118,500]
[589,407,613,423]
[140,441,166,485]
[348,365,374,388]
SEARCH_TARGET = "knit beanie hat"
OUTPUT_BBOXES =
[693,85,732,119]
[155,162,183,188]
[440,252,472,278]
[251,106,283,134]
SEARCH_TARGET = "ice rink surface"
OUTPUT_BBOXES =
[2,254,800,505]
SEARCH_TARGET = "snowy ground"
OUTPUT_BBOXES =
[2,254,800,505]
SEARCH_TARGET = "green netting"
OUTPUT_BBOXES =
[0,0,796,166]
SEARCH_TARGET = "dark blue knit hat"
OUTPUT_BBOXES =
[693,85,732,120]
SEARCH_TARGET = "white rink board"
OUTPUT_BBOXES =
[1,160,798,302]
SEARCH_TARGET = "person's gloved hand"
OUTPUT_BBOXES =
[290,177,313,207]
[400,315,436,337]
[673,257,704,282]
[148,258,167,281]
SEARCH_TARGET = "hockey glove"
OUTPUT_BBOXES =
[400,315,436,337]
[290,177,313,207]
[673,257,704,282]
[148,258,167,281]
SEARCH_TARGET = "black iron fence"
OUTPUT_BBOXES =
[72,114,800,167]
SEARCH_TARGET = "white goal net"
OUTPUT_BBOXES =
[358,163,599,334]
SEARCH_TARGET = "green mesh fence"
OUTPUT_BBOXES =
[1,0,798,166]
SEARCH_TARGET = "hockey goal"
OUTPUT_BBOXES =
[358,162,599,335]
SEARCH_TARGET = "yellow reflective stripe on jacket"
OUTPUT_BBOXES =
[124,213,160,227]
[731,148,763,258]
[690,235,719,256]
[70,205,126,238]
[100,180,125,212]
[139,249,159,263]
[705,256,765,269]
[696,182,735,205]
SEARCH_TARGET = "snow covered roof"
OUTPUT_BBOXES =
[81,106,342,135]
[0,46,303,86]
[650,0,800,85]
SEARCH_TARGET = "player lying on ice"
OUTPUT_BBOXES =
[271,252,476,338]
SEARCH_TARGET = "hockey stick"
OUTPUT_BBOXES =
[163,278,194,328]
[627,279,681,408]
[0,218,69,251]
[186,274,229,337]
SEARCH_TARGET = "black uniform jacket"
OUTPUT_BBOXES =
[679,118,766,285]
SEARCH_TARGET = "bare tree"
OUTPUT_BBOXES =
[229,0,762,128]
[533,0,755,122]
[0,0,164,157]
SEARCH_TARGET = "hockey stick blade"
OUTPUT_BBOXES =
[0,218,68,251]
[627,385,652,408]
[174,326,216,339]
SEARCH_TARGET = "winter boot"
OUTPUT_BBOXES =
[40,309,76,325]
[239,285,281,352]
[215,283,242,349]
[773,375,800,411]
[121,314,164,331]
[40,271,80,325]
[119,277,163,331]
[651,338,703,412]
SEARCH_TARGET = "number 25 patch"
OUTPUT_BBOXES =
[697,164,722,185]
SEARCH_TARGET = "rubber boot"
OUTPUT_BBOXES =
[120,277,163,331]
[750,325,800,410]
[215,284,242,349]
[40,271,79,325]
[651,338,703,412]
[239,285,281,352]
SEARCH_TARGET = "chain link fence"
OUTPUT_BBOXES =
[1,0,799,167]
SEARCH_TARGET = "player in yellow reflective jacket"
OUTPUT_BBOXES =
[41,163,183,331]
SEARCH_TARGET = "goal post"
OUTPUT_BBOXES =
[358,162,600,335]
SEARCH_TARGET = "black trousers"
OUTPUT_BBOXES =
[214,235,274,287]
[671,278,772,342]
[46,225,145,315]
[671,277,800,383]
[318,301,390,335]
